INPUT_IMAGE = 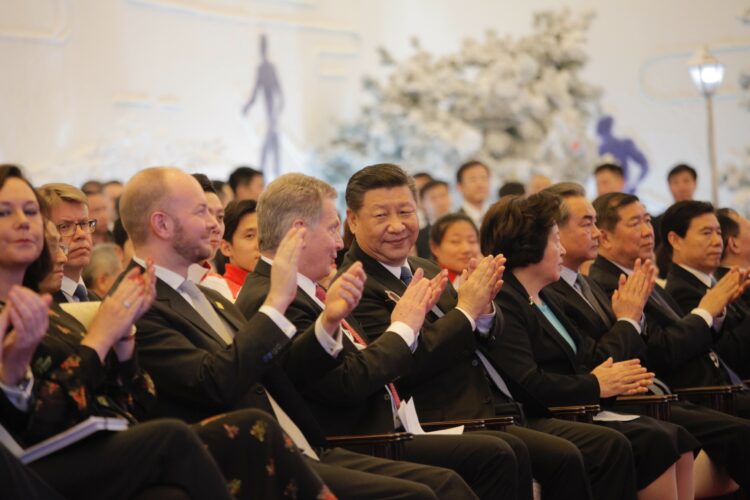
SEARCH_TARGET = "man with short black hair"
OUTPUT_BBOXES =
[660,201,750,379]
[416,179,453,258]
[228,166,264,201]
[342,163,639,500]
[456,160,491,227]
[667,164,697,203]
[594,163,625,196]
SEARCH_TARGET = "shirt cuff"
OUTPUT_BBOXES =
[315,315,344,357]
[455,306,476,331]
[475,303,496,335]
[259,305,297,338]
[691,308,714,328]
[386,321,418,353]
[0,368,33,412]
[617,317,642,335]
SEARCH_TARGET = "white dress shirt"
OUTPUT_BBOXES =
[60,276,87,303]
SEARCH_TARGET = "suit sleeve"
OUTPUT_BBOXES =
[135,305,290,410]
[351,284,478,388]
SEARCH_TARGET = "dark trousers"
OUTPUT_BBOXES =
[1,444,63,500]
[504,424,592,500]
[667,401,750,490]
[528,417,637,500]
[314,446,475,500]
[404,431,527,500]
[29,419,231,500]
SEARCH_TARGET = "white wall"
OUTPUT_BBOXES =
[1,0,748,210]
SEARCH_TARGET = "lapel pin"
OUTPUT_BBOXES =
[215,301,224,310]
[385,290,402,303]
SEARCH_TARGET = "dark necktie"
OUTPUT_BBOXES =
[315,284,402,408]
[400,266,413,285]
[650,286,682,321]
[73,284,89,302]
[575,275,610,325]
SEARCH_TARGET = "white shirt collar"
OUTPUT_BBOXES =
[461,202,485,226]
[677,263,713,288]
[607,258,633,276]
[560,266,579,288]
[380,260,409,280]
[60,275,85,299]
[132,255,186,292]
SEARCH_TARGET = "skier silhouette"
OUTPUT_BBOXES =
[243,34,284,180]
[596,115,649,193]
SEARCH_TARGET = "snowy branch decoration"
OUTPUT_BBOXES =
[317,9,602,188]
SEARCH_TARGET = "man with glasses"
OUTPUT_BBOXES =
[38,184,98,302]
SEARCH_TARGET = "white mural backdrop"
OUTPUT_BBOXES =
[1,0,750,214]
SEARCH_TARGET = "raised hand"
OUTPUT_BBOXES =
[0,287,52,385]
[392,268,433,332]
[699,267,743,318]
[264,227,306,314]
[83,267,149,362]
[591,357,653,398]
[456,255,499,320]
[611,258,653,322]
[321,262,366,335]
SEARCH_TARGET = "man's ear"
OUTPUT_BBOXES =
[667,231,681,254]
[151,211,172,240]
[727,235,740,256]
[346,208,357,234]
[598,228,613,250]
[219,239,232,259]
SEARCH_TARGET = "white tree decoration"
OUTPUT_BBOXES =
[318,9,602,188]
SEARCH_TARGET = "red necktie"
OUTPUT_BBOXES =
[315,284,402,408]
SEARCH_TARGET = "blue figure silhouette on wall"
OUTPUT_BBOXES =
[243,34,284,180]
[596,115,649,193]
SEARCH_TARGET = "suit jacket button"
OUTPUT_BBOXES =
[255,386,265,395]
[383,393,390,401]
[471,359,479,367]
[484,397,492,404]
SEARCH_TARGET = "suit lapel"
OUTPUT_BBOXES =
[508,274,579,367]
[155,279,229,347]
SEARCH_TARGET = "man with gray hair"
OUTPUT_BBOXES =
[237,173,521,500]
[82,243,124,297]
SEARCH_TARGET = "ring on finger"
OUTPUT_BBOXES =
[123,301,132,308]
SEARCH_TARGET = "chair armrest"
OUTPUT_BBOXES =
[328,432,413,460]
[421,419,486,432]
[482,416,515,432]
[615,394,677,420]
[549,405,592,423]
[672,385,745,415]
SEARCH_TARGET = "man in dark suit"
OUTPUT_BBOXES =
[588,192,749,413]
[236,173,530,500]
[543,183,750,496]
[119,167,474,500]
[716,207,750,308]
[335,163,641,500]
[37,183,100,303]
[661,201,750,378]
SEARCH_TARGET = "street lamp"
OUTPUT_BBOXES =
[689,46,724,205]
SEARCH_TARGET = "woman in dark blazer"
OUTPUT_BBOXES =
[478,192,700,500]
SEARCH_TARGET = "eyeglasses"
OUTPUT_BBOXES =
[56,219,97,237]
